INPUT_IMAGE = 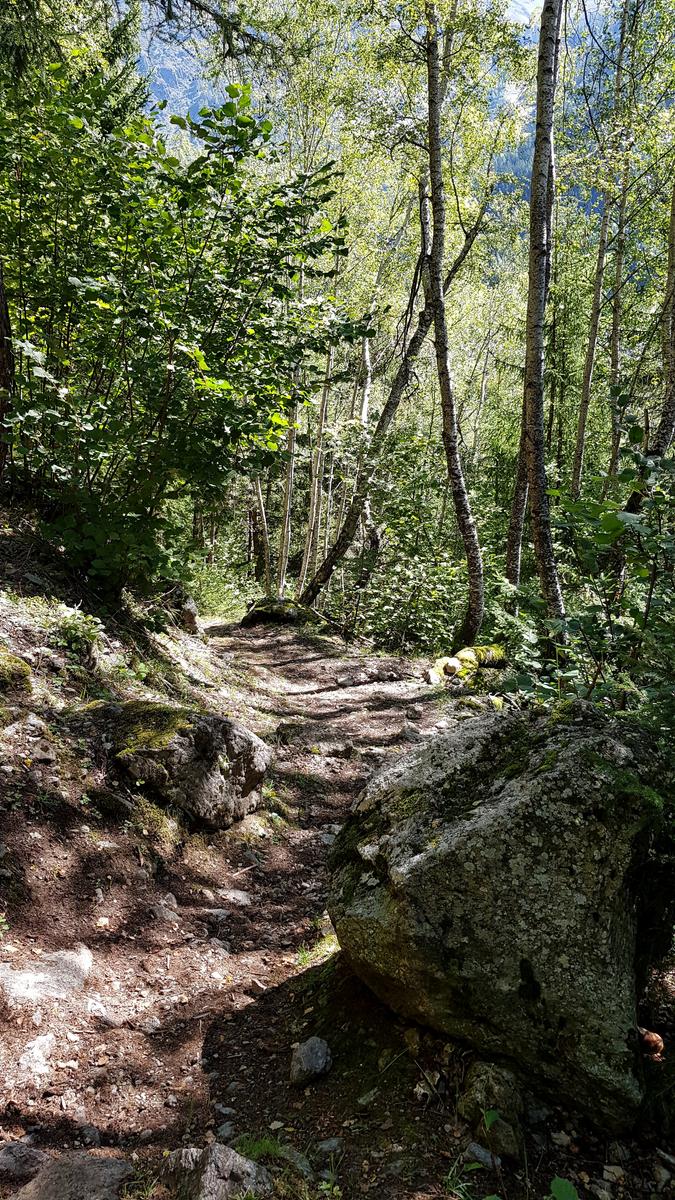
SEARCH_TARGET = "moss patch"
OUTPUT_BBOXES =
[0,646,31,691]
[112,701,194,757]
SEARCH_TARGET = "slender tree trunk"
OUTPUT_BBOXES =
[425,8,484,645]
[571,202,610,497]
[297,350,333,596]
[359,334,372,428]
[0,262,15,481]
[277,400,297,598]
[506,404,529,585]
[652,179,675,457]
[605,172,629,490]
[299,197,489,608]
[507,14,560,585]
[253,475,272,595]
[522,0,565,622]
[471,333,491,466]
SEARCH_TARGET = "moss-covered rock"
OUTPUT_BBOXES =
[0,646,31,692]
[96,700,273,828]
[241,598,327,628]
[328,702,674,1130]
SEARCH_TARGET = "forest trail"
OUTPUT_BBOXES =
[196,622,462,1198]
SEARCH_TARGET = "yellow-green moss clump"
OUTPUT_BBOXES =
[0,646,32,691]
[455,644,505,679]
[112,701,193,758]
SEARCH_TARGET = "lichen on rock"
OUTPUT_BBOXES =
[93,700,273,828]
[328,701,674,1130]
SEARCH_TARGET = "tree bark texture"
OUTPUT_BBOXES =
[522,0,566,622]
[425,6,484,646]
[0,261,15,481]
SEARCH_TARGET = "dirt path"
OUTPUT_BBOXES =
[198,623,458,1199]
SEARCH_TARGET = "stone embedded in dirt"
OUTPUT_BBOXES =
[328,702,675,1129]
[458,1062,524,1160]
[315,1138,344,1160]
[94,701,273,828]
[289,1036,332,1085]
[335,664,401,688]
[9,1153,132,1199]
[215,1121,236,1142]
[463,1142,501,1170]
[180,595,201,634]
[33,740,56,763]
[163,1144,272,1199]
[0,1142,49,1184]
[218,888,252,907]
[0,945,92,1006]
[17,1032,55,1081]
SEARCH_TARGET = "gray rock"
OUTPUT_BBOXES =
[215,1122,236,1142]
[458,1062,523,1160]
[0,1143,49,1184]
[463,1142,500,1170]
[10,1154,132,1199]
[315,1138,344,1160]
[289,1037,332,1085]
[329,703,674,1130]
[78,1126,101,1148]
[163,1144,272,1199]
[0,946,92,1005]
[180,596,201,635]
[18,1033,56,1082]
[218,889,252,907]
[97,702,273,828]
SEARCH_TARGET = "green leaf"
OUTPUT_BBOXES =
[550,1177,580,1200]
[484,1108,500,1130]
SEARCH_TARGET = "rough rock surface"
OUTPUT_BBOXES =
[98,701,273,827]
[0,1143,49,1184]
[0,945,92,1005]
[241,598,327,628]
[10,1154,132,1199]
[289,1036,333,1084]
[180,595,202,634]
[162,1144,272,1199]
[458,1062,524,1160]
[328,703,673,1129]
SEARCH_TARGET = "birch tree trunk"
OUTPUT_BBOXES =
[0,262,15,481]
[605,172,629,491]
[522,0,565,622]
[297,349,333,596]
[276,399,297,599]
[571,202,610,498]
[253,475,272,596]
[651,178,675,458]
[425,6,484,645]
[505,405,528,586]
[506,15,560,586]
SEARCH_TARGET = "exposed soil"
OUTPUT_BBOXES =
[0,582,672,1200]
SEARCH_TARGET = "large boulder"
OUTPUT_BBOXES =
[240,598,327,628]
[100,701,273,828]
[328,703,674,1129]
